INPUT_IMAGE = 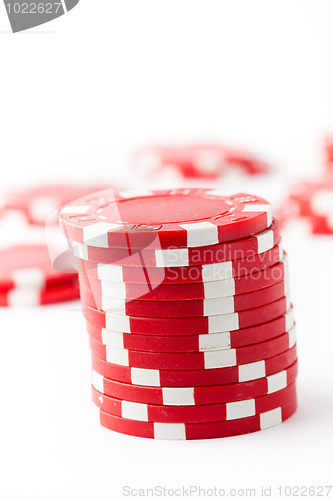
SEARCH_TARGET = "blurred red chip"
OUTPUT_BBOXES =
[132,144,270,180]
[278,178,333,235]
[0,184,109,225]
[0,244,80,307]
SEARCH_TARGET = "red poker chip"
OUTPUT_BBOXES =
[91,360,298,405]
[92,382,296,424]
[277,212,333,235]
[98,398,297,439]
[0,280,80,307]
[89,327,296,371]
[82,295,291,335]
[79,254,288,302]
[91,344,297,387]
[80,278,289,317]
[280,179,333,234]
[0,244,77,292]
[71,220,280,268]
[86,308,294,352]
[287,181,333,216]
[60,189,272,250]
[0,184,109,225]
[132,144,270,180]
[76,242,283,285]
[280,213,333,235]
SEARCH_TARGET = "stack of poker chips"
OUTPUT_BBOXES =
[60,189,297,440]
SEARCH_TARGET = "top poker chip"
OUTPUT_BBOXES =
[60,189,272,249]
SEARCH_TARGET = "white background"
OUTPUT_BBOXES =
[0,2,333,499]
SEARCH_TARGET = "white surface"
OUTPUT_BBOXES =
[1,1,333,499]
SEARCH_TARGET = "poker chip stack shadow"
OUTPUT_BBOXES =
[60,189,298,440]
